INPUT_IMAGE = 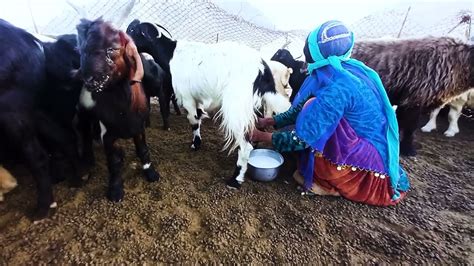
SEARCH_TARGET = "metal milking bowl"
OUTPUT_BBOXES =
[247,149,284,182]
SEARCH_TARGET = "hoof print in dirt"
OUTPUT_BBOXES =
[107,185,124,202]
[226,178,241,189]
[144,168,160,182]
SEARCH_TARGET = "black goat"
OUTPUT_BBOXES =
[126,20,181,130]
[39,34,88,183]
[0,20,83,219]
[139,52,180,128]
[270,49,308,102]
[77,18,161,202]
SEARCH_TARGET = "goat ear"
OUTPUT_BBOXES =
[126,19,140,33]
[288,67,293,74]
[139,23,159,40]
[76,18,92,47]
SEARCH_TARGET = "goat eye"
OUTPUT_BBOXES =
[107,47,120,53]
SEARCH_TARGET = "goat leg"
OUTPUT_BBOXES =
[3,114,55,220]
[133,132,160,182]
[226,140,253,189]
[171,93,181,115]
[24,140,55,220]
[158,85,171,130]
[145,96,151,128]
[77,109,96,168]
[397,105,421,156]
[103,133,125,202]
[34,111,83,187]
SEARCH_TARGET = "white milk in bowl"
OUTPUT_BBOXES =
[248,155,281,168]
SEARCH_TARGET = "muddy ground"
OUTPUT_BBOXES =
[0,108,472,264]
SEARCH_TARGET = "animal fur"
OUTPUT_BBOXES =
[352,37,474,108]
[126,20,290,188]
[264,60,292,117]
[421,88,474,137]
[351,37,474,156]
[0,166,17,202]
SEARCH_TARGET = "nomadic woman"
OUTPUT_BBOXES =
[251,21,409,206]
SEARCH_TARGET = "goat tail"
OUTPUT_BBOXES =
[130,82,148,113]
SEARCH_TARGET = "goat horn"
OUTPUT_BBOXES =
[142,22,173,40]
[154,23,173,38]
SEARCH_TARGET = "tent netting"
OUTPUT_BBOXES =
[41,0,472,57]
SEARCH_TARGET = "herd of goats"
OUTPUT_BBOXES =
[0,16,472,221]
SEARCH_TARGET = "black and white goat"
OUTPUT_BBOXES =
[77,18,161,202]
[126,20,290,188]
[126,21,181,130]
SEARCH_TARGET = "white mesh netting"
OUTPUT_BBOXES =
[40,0,472,58]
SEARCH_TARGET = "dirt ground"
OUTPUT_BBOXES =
[0,107,472,264]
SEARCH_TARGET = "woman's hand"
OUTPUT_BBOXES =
[250,128,273,143]
[256,117,275,129]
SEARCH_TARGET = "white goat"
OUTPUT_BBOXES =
[171,42,290,187]
[264,61,292,117]
[128,21,290,188]
[421,88,474,137]
[0,165,17,202]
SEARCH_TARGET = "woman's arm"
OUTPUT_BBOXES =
[272,100,305,129]
[251,129,308,153]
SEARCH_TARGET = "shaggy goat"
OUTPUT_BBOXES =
[77,18,161,202]
[126,20,290,188]
[351,37,474,156]
[421,88,474,137]
[0,166,17,202]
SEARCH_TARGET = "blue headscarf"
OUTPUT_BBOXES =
[293,21,404,200]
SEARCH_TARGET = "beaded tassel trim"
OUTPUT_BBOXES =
[291,130,389,179]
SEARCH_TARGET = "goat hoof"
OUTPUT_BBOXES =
[226,178,241,189]
[144,168,160,182]
[32,204,56,222]
[400,145,417,157]
[191,136,202,151]
[107,185,124,202]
